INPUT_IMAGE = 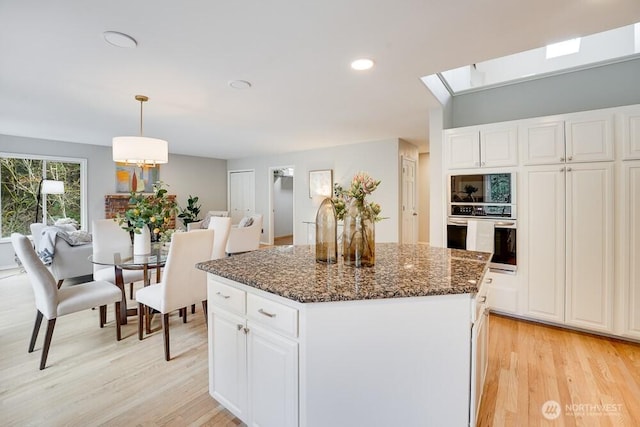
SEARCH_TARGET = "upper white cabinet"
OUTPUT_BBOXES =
[446,125,517,169]
[520,120,565,165]
[520,113,614,165]
[565,113,614,162]
[621,105,640,160]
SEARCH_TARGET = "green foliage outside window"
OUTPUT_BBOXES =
[0,156,83,238]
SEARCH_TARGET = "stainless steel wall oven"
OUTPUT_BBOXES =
[447,172,517,272]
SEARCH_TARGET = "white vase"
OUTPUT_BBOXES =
[133,226,151,255]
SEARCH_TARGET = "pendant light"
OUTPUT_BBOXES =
[112,95,168,166]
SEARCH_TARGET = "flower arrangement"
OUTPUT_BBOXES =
[332,171,382,221]
[116,181,177,241]
[332,172,382,267]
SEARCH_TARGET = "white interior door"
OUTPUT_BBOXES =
[402,157,418,244]
[229,170,255,224]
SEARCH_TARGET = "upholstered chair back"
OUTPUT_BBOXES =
[91,219,133,275]
[159,229,214,313]
[11,233,59,319]
[207,217,232,259]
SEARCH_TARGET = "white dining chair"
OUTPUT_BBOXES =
[92,219,146,299]
[11,233,122,370]
[135,229,214,361]
[208,216,232,259]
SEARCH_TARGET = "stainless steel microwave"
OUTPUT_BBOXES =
[449,172,516,219]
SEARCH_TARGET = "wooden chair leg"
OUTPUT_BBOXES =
[29,311,43,353]
[129,282,134,300]
[138,303,144,341]
[191,304,195,314]
[183,307,187,323]
[99,305,106,328]
[202,300,208,326]
[145,305,152,334]
[115,301,122,341]
[40,319,56,370]
[162,313,170,361]
[56,279,64,289]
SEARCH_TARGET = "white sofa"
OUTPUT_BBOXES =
[187,210,229,231]
[226,214,263,254]
[30,223,93,287]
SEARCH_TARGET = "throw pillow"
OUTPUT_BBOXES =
[200,213,213,229]
[238,216,254,227]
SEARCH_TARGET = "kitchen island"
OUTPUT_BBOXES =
[197,243,491,427]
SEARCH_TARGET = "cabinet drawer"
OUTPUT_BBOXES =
[209,279,246,315]
[247,294,298,338]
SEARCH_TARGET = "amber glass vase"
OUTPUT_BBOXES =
[315,198,337,263]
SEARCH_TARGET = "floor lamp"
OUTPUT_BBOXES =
[34,179,65,224]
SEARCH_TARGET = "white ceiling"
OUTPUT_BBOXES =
[2,0,640,159]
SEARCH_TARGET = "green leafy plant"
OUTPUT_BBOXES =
[177,195,201,227]
[116,181,177,240]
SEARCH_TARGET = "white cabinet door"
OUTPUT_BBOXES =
[247,323,298,427]
[523,165,566,322]
[520,121,565,165]
[565,163,614,332]
[210,310,248,420]
[623,162,640,338]
[621,107,640,160]
[469,305,489,427]
[565,114,614,162]
[480,126,518,167]
[229,170,255,224]
[446,130,480,169]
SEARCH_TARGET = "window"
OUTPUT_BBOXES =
[0,153,87,238]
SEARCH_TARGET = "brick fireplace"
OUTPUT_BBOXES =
[104,194,177,229]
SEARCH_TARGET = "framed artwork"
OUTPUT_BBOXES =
[115,163,159,193]
[309,169,333,198]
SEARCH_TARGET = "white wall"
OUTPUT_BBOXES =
[273,175,294,237]
[227,139,402,245]
[0,134,227,268]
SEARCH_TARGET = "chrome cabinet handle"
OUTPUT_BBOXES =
[258,308,277,318]
[485,277,493,284]
[237,324,244,331]
[243,327,250,334]
[560,157,565,161]
[216,292,230,299]
[494,221,515,226]
[479,296,487,303]
[567,167,572,172]
[481,162,486,166]
[567,156,573,161]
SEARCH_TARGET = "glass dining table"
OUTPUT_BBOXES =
[89,243,168,325]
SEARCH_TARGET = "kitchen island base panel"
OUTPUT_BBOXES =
[300,294,472,427]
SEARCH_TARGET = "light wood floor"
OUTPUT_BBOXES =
[478,314,640,426]
[0,269,244,426]
[2,269,639,426]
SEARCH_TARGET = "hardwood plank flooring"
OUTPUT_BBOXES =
[0,269,244,426]
[478,314,640,426]
[2,269,639,426]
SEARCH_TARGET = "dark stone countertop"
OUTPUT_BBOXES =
[196,243,491,304]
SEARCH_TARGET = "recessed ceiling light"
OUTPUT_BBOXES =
[229,80,252,89]
[351,58,375,71]
[103,31,137,48]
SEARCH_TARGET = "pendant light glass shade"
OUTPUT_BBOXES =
[112,95,168,166]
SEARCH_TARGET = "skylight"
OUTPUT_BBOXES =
[436,22,640,94]
[546,38,581,59]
